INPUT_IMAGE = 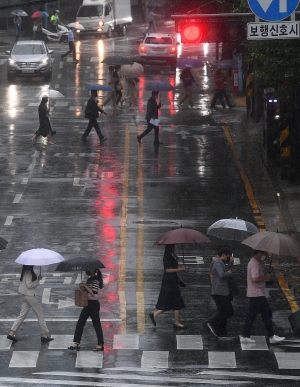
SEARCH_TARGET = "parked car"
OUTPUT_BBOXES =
[6,40,53,82]
[138,33,179,69]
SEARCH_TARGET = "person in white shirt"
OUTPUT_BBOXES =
[7,265,53,343]
[61,27,78,62]
[144,8,160,34]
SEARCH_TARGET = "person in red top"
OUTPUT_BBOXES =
[210,68,235,109]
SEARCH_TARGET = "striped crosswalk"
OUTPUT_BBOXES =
[2,334,300,370]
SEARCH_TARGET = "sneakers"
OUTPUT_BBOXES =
[41,336,54,343]
[269,335,285,344]
[207,323,218,337]
[240,336,256,343]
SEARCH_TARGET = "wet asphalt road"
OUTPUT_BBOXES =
[0,20,300,387]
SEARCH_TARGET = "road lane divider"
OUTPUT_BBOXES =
[137,123,145,333]
[119,124,130,332]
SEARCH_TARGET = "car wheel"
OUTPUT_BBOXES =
[120,25,126,36]
[169,60,177,71]
[106,27,112,38]
[44,71,52,82]
[7,73,15,83]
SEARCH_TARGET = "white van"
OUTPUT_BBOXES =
[76,0,132,38]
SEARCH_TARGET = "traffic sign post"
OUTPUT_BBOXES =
[247,0,300,21]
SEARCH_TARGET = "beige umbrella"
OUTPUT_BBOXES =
[241,231,300,256]
[120,62,144,78]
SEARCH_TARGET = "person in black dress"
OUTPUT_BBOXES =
[149,244,187,329]
[68,269,104,351]
[31,96,55,145]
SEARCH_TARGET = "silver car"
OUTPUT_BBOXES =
[139,33,179,69]
[6,40,53,82]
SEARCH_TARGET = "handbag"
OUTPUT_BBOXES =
[228,275,239,296]
[75,289,88,307]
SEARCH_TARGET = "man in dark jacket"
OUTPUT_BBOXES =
[137,91,162,145]
[205,246,234,338]
[82,90,107,143]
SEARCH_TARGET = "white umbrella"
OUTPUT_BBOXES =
[207,218,259,241]
[67,22,85,30]
[15,248,64,266]
[11,9,28,17]
[35,90,64,99]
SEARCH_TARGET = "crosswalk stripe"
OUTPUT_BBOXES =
[208,351,236,368]
[141,351,169,369]
[0,335,12,350]
[113,334,139,349]
[48,335,73,349]
[177,335,203,350]
[75,351,103,368]
[9,351,39,367]
[274,352,300,369]
[240,336,269,350]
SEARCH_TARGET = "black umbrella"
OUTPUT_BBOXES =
[55,257,105,272]
[102,55,133,65]
[0,237,8,250]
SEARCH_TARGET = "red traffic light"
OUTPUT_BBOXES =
[180,23,202,44]
[179,21,245,44]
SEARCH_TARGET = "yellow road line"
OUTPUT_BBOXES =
[137,124,145,333]
[223,121,299,311]
[118,124,130,332]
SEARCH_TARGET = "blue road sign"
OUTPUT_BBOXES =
[248,0,300,21]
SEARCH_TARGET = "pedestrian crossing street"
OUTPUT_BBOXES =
[1,334,300,370]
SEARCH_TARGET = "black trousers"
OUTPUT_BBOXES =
[82,117,104,140]
[73,300,104,345]
[138,121,159,142]
[62,41,76,60]
[208,294,234,335]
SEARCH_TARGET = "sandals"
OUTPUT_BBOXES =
[92,346,104,352]
[68,343,80,351]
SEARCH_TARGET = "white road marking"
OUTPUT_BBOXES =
[9,351,39,367]
[13,194,22,203]
[48,335,73,349]
[177,335,203,350]
[76,351,103,368]
[21,178,29,184]
[274,352,300,369]
[199,370,300,381]
[141,351,168,368]
[208,351,236,368]
[0,318,122,322]
[240,335,268,350]
[57,74,62,78]
[113,334,139,349]
[4,216,13,226]
[34,371,253,385]
[0,335,13,350]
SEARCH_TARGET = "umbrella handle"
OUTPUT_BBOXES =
[268,255,273,273]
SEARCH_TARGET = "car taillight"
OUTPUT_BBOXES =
[140,46,146,53]
[170,47,176,53]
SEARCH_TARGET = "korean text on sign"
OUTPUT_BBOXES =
[247,22,300,40]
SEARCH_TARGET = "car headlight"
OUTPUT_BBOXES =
[9,58,15,64]
[41,58,49,64]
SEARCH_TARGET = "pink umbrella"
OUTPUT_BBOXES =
[154,228,210,263]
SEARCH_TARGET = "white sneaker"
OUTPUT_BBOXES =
[269,335,285,344]
[207,323,218,337]
[240,336,256,343]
